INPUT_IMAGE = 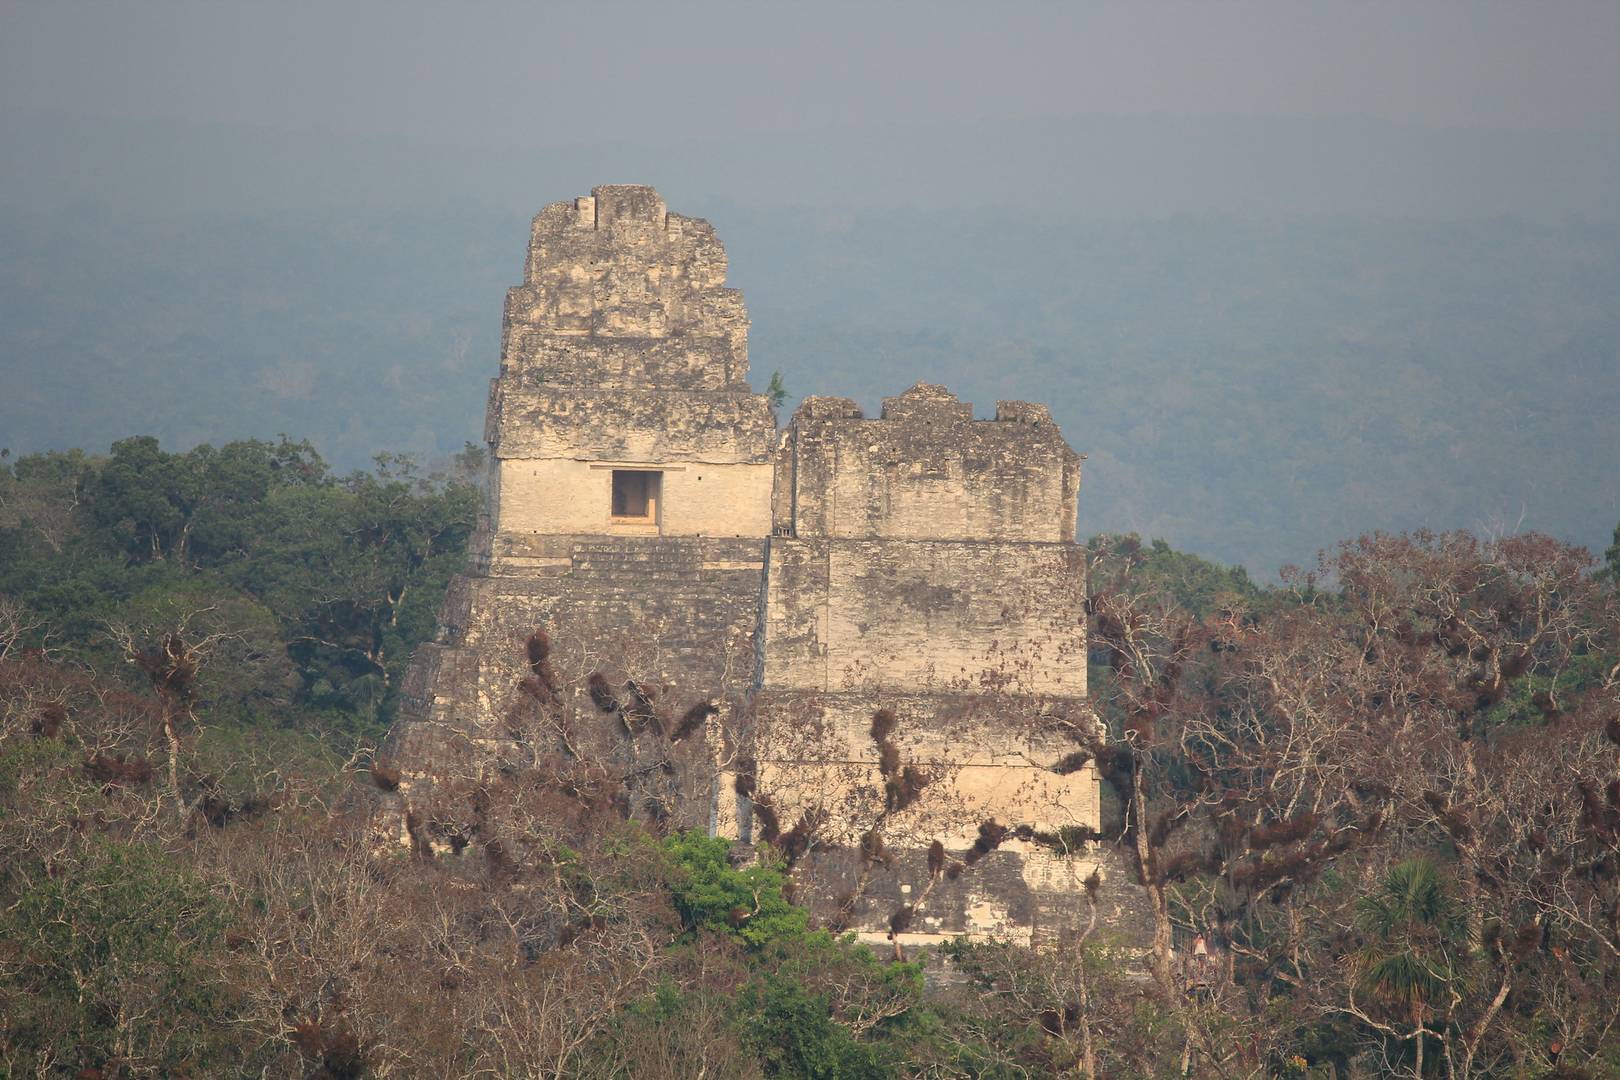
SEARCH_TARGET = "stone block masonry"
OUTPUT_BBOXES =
[383,185,1130,946]
[383,185,774,833]
[746,383,1104,945]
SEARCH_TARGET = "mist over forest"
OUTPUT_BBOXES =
[3,111,1618,573]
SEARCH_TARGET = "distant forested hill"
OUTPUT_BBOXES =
[3,203,1616,575]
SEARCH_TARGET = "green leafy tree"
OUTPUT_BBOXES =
[235,459,477,730]
[1351,859,1467,1077]
[92,436,327,568]
[737,975,889,1080]
[4,436,476,739]
[109,578,296,726]
[0,840,232,1075]
[665,831,809,949]
[1087,533,1262,617]
[652,833,924,1076]
[0,447,92,555]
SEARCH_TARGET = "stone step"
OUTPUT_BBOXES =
[569,569,707,583]
[572,552,706,571]
[570,539,707,551]
[571,552,698,562]
[571,564,703,574]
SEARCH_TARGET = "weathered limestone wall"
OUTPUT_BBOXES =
[749,384,1104,945]
[496,459,773,538]
[759,538,1087,696]
[386,185,777,828]
[774,387,1080,543]
[505,188,744,379]
[751,691,1099,845]
[487,184,774,539]
[388,535,765,830]
[491,387,774,463]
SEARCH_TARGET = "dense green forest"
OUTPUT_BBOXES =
[3,203,1617,576]
[3,437,1619,1077]
[0,437,482,733]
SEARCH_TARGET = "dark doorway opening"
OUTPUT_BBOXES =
[611,470,661,522]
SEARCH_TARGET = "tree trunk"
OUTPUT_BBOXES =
[1459,968,1512,1079]
[164,710,185,824]
[1076,897,1099,1079]
[1133,774,1176,993]
[1457,843,1484,954]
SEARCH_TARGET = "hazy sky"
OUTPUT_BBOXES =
[4,1,1618,570]
[7,0,1620,145]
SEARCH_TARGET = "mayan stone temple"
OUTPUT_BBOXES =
[382,185,1128,946]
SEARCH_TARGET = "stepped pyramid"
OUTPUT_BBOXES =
[384,186,1136,945]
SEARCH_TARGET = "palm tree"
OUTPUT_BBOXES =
[1351,858,1466,1077]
